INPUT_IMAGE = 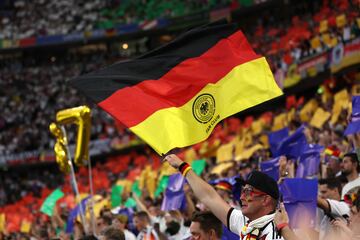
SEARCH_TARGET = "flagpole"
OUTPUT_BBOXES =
[87,156,96,236]
[60,126,87,234]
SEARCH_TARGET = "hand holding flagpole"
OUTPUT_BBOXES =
[164,154,184,169]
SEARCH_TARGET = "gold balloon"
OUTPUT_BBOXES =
[54,142,70,173]
[56,106,91,166]
[49,122,67,145]
[49,122,69,173]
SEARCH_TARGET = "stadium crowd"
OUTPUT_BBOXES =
[0,0,359,156]
[1,71,360,239]
[0,52,123,155]
[0,0,244,40]
[1,0,360,240]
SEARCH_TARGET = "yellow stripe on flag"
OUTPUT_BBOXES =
[130,57,282,154]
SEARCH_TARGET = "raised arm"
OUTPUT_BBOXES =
[274,203,301,240]
[132,192,152,217]
[184,184,196,219]
[317,197,331,213]
[165,154,231,225]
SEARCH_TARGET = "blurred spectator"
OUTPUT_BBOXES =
[190,211,223,240]
[100,226,125,240]
[133,211,159,240]
[97,215,113,236]
[341,153,360,199]
[0,0,236,40]
[317,178,350,240]
[112,215,136,240]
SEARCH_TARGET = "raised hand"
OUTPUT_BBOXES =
[164,154,184,169]
[274,202,289,227]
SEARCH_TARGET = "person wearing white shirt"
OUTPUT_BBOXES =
[164,210,191,239]
[165,154,284,240]
[133,211,159,240]
[112,215,137,240]
[327,156,342,178]
[340,153,360,199]
[317,178,350,240]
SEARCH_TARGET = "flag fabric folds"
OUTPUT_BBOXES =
[124,198,137,208]
[260,157,280,181]
[275,125,308,159]
[40,188,64,216]
[344,96,360,135]
[268,127,289,156]
[131,180,142,197]
[154,175,170,198]
[222,225,240,240]
[161,173,186,211]
[191,159,207,175]
[66,196,90,233]
[279,178,318,228]
[70,22,282,154]
[111,185,124,208]
[296,144,324,178]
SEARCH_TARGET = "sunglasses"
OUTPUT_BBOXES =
[241,187,267,200]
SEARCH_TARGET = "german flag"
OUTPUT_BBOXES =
[70,22,282,155]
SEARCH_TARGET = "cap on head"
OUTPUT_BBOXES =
[237,171,279,200]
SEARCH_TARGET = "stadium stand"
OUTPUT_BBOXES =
[0,0,237,40]
[0,0,360,239]
[0,0,358,157]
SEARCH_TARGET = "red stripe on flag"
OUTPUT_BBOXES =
[99,31,260,127]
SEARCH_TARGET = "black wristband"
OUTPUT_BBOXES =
[178,162,188,171]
